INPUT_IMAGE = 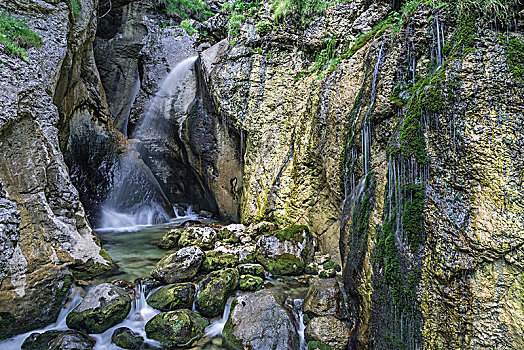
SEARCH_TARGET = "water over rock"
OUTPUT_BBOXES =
[145,309,209,348]
[223,289,300,350]
[66,283,131,334]
[196,268,239,317]
[111,327,144,349]
[151,246,205,284]
[304,316,350,350]
[146,282,196,312]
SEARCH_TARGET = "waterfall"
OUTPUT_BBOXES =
[98,57,198,231]
[204,295,237,337]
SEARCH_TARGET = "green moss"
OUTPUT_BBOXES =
[399,96,427,164]
[179,19,198,36]
[308,341,333,350]
[239,274,263,291]
[401,184,425,252]
[275,225,309,244]
[112,329,144,349]
[70,0,82,22]
[145,310,208,347]
[0,13,43,61]
[505,38,524,84]
[146,283,195,312]
[319,269,336,278]
[255,20,272,36]
[202,251,240,273]
[322,261,341,272]
[258,252,305,275]
[157,0,212,21]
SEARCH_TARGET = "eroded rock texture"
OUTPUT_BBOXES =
[0,0,113,338]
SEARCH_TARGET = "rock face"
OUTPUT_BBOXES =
[66,283,131,334]
[255,226,314,275]
[304,316,351,350]
[151,246,205,284]
[303,279,346,320]
[145,309,209,348]
[196,268,239,316]
[223,289,300,350]
[146,283,196,312]
[0,0,113,339]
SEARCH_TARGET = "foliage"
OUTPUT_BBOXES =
[222,0,261,38]
[0,13,42,61]
[256,20,272,36]
[179,19,198,35]
[272,0,331,23]
[157,0,213,21]
[504,37,524,84]
[70,0,82,22]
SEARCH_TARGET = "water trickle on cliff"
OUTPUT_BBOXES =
[98,57,198,230]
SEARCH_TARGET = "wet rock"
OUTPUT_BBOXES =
[255,225,314,275]
[151,246,205,283]
[304,316,350,350]
[145,309,208,347]
[134,277,162,296]
[146,283,196,312]
[308,340,333,350]
[305,262,319,275]
[22,330,96,350]
[239,274,263,291]
[223,290,299,350]
[314,254,331,265]
[157,229,183,249]
[66,283,131,334]
[178,227,217,250]
[249,221,277,237]
[196,268,239,317]
[319,269,336,278]
[237,263,265,278]
[202,250,240,273]
[303,279,346,320]
[111,327,144,349]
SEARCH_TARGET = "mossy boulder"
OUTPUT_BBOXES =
[303,279,346,319]
[111,327,144,349]
[146,283,196,311]
[22,330,96,350]
[66,283,131,334]
[304,316,350,350]
[178,227,217,250]
[196,268,239,317]
[202,250,240,273]
[308,340,333,350]
[249,221,277,237]
[255,225,314,275]
[305,262,319,275]
[239,274,263,291]
[151,246,205,283]
[238,263,265,278]
[319,269,336,278]
[157,228,183,249]
[145,309,209,347]
[223,290,299,350]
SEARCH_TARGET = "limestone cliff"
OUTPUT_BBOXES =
[0,0,113,338]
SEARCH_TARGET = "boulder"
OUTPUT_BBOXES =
[304,316,350,350]
[22,330,96,350]
[157,228,183,249]
[239,274,263,291]
[145,309,208,347]
[151,246,205,283]
[249,221,277,237]
[303,279,346,320]
[178,227,217,250]
[308,341,333,350]
[238,263,265,278]
[66,283,131,334]
[223,290,299,350]
[202,250,240,272]
[111,327,144,349]
[196,268,239,317]
[146,283,196,311]
[255,225,314,275]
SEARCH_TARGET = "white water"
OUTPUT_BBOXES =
[294,299,307,350]
[97,204,171,232]
[204,296,237,338]
[0,283,163,350]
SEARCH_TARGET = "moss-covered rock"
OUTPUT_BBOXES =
[255,226,314,275]
[157,229,182,249]
[305,262,319,275]
[303,279,346,319]
[239,274,263,291]
[22,330,63,350]
[319,269,336,278]
[304,316,350,350]
[202,250,240,273]
[144,309,208,347]
[111,327,144,349]
[22,330,96,350]
[66,283,131,334]
[196,268,239,317]
[308,341,333,350]
[146,283,196,312]
[178,227,217,250]
[238,263,265,278]
[151,246,205,283]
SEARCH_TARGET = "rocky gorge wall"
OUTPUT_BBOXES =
[0,0,113,339]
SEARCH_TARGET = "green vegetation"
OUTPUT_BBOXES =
[157,0,213,21]
[504,38,524,84]
[275,225,309,243]
[308,341,333,350]
[70,0,82,22]
[0,13,42,61]
[222,0,261,37]
[272,0,330,23]
[402,184,425,252]
[179,19,198,35]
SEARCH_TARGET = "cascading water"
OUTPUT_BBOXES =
[204,295,238,338]
[98,57,198,230]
